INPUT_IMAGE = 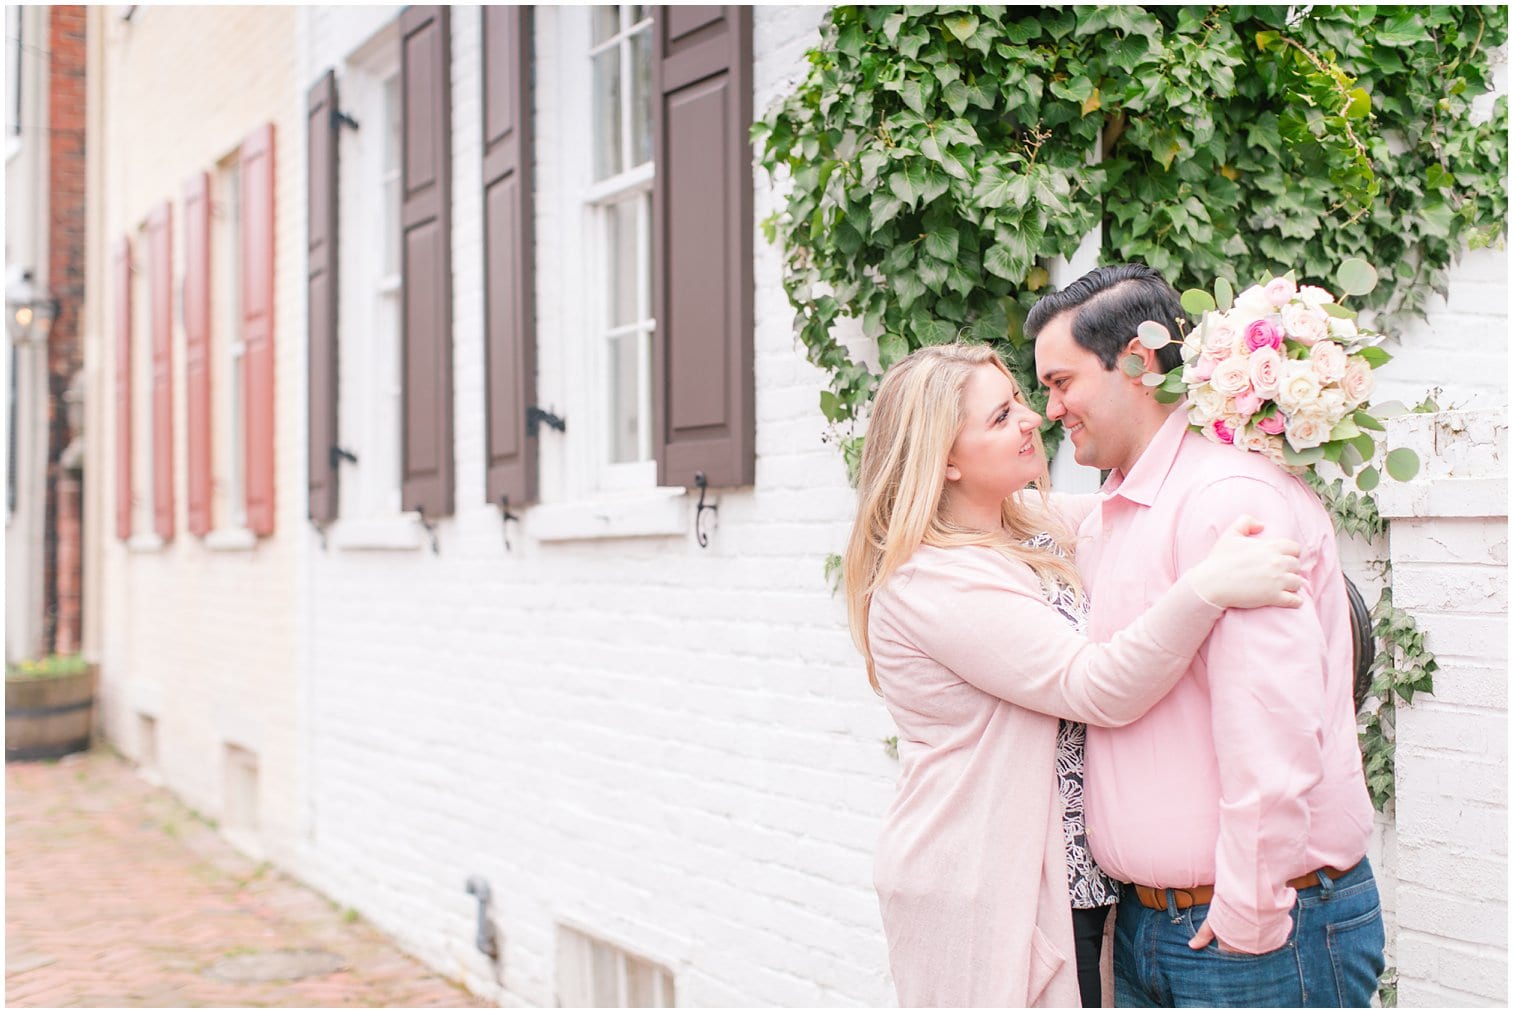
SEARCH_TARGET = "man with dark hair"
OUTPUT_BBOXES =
[1030,264,1385,1007]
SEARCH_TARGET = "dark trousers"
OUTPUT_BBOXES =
[1073,904,1113,1007]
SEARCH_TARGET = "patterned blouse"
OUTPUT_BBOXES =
[1023,531,1120,910]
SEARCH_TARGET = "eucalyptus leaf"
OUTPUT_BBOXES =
[1336,258,1380,296]
[1356,466,1380,492]
[1214,276,1234,311]
[1385,448,1421,482]
[1137,320,1173,349]
[1141,371,1165,387]
[1120,354,1146,378]
[1181,289,1217,316]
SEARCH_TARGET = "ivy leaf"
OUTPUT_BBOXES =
[972,166,1016,209]
[924,226,960,262]
[1353,410,1385,432]
[900,79,928,117]
[877,332,909,369]
[944,14,979,43]
[819,389,842,422]
[1385,448,1421,482]
[1344,87,1372,119]
[892,269,926,310]
[984,240,1030,282]
[1354,346,1391,368]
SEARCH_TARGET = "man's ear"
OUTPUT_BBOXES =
[1122,337,1161,379]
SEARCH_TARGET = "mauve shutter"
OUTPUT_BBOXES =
[482,5,536,508]
[400,5,454,518]
[308,70,340,525]
[114,237,133,540]
[148,202,175,541]
[652,6,754,489]
[183,171,212,537]
[241,123,276,536]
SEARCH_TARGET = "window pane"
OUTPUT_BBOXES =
[384,75,402,277]
[629,6,649,27]
[607,198,640,329]
[625,957,658,1008]
[607,332,643,464]
[590,941,620,1007]
[592,5,620,45]
[629,27,652,170]
[592,49,623,182]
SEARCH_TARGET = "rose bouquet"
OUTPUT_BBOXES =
[1133,258,1419,489]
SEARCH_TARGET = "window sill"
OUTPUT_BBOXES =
[205,527,257,552]
[530,486,689,543]
[127,533,166,554]
[327,513,426,551]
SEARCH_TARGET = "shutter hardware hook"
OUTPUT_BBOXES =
[525,406,566,436]
[330,445,358,469]
[331,109,360,132]
[694,471,717,549]
[498,495,520,552]
[415,505,440,555]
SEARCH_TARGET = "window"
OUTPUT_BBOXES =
[336,31,404,522]
[213,155,246,529]
[587,6,655,491]
[6,5,21,139]
[556,925,675,1008]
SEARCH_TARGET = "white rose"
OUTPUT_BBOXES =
[1281,303,1329,346]
[1341,358,1375,407]
[1234,285,1273,316]
[1297,285,1336,310]
[1210,355,1252,397]
[1203,319,1238,360]
[1327,315,1358,339]
[1236,425,1270,454]
[1275,360,1322,414]
[1285,410,1331,451]
[1309,340,1348,384]
[1248,346,1284,397]
[1189,383,1226,423]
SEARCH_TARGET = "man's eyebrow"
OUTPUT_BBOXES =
[1039,367,1064,383]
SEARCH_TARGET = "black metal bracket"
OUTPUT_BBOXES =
[330,445,358,470]
[464,876,500,961]
[525,405,566,437]
[332,109,360,132]
[498,495,520,552]
[694,471,718,549]
[415,505,440,555]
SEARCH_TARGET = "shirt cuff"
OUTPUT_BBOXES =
[1203,894,1295,955]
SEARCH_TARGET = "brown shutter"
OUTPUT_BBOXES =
[482,6,536,507]
[183,171,212,537]
[148,202,175,541]
[114,237,133,540]
[400,5,454,518]
[308,70,340,525]
[652,6,754,489]
[241,123,276,536]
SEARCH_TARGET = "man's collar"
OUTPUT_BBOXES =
[1102,409,1188,507]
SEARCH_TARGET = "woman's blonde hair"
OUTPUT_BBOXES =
[843,342,1083,692]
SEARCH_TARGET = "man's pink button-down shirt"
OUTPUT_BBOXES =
[1079,410,1375,954]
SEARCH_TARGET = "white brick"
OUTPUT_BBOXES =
[1397,703,1507,764]
[1395,748,1508,808]
[1396,932,1509,1004]
[1391,562,1507,613]
[1390,517,1510,566]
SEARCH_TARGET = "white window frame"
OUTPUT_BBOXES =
[205,152,253,545]
[529,8,688,542]
[329,24,422,551]
[127,222,160,550]
[555,923,675,1008]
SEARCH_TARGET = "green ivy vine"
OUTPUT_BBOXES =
[757,6,1504,812]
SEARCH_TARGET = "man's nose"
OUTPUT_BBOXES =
[1044,391,1065,420]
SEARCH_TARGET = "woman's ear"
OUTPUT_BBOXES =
[944,461,962,483]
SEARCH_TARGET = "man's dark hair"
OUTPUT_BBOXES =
[1024,263,1186,374]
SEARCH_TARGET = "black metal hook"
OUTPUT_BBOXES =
[330,445,358,470]
[525,405,567,437]
[694,471,718,548]
[332,108,360,132]
[498,495,520,552]
[415,505,440,555]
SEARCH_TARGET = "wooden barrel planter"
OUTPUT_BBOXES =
[6,665,96,762]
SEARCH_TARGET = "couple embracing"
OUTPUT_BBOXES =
[845,265,1386,1008]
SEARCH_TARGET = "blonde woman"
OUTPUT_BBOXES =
[844,343,1304,1008]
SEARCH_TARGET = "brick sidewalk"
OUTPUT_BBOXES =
[6,748,489,1007]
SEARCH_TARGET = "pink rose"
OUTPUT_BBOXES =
[1308,340,1348,384]
[1257,412,1287,435]
[1190,354,1215,382]
[1281,303,1329,346]
[1211,418,1236,445]
[1210,356,1252,397]
[1244,318,1284,352]
[1247,346,1284,397]
[1265,276,1298,307]
[1341,358,1375,407]
[1234,390,1263,418]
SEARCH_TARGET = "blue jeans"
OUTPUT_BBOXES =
[1114,858,1386,1007]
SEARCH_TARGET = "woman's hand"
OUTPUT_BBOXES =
[1185,516,1305,610]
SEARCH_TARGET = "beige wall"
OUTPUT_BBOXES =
[85,5,305,865]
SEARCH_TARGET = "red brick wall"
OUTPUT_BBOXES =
[45,6,86,655]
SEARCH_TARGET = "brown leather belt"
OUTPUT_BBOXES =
[1130,861,1362,911]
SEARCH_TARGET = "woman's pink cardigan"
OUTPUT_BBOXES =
[867,534,1224,1007]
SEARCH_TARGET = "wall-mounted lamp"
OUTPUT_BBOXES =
[6,272,59,347]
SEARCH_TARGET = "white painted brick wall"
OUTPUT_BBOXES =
[1378,409,1508,1006]
[89,5,305,868]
